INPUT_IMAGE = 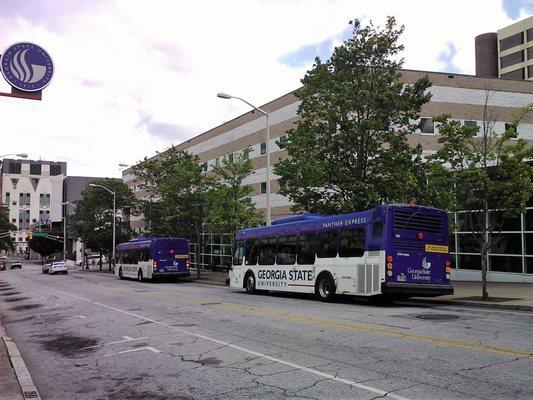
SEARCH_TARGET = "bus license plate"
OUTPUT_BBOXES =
[425,244,448,253]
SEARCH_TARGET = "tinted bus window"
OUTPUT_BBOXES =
[258,237,276,265]
[317,231,338,258]
[233,241,244,265]
[339,228,365,257]
[298,233,316,265]
[277,235,297,265]
[245,240,257,265]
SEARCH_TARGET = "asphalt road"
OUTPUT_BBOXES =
[0,263,532,400]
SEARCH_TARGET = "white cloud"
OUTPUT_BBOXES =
[0,0,519,177]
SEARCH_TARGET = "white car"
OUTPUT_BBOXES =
[49,261,68,275]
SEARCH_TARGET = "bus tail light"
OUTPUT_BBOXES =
[186,260,190,269]
[152,260,157,269]
[445,266,451,273]
[445,260,451,267]
[386,255,393,263]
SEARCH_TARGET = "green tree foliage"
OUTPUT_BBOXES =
[207,148,262,238]
[28,235,62,258]
[430,100,533,299]
[0,204,16,252]
[133,147,210,277]
[69,179,135,270]
[274,17,433,214]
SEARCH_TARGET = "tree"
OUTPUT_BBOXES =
[28,235,62,259]
[206,149,262,267]
[133,147,210,277]
[0,204,15,252]
[274,17,433,214]
[430,97,533,300]
[69,179,136,270]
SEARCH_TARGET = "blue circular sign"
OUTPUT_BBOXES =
[1,42,54,92]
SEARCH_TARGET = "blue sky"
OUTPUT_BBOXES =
[0,0,529,177]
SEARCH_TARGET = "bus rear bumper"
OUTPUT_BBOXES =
[382,283,453,297]
[152,271,190,278]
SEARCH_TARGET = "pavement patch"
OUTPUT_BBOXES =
[193,356,223,366]
[42,334,98,357]
[416,313,460,321]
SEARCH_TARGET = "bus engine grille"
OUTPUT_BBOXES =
[394,211,443,234]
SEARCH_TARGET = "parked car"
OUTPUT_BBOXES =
[42,259,60,274]
[49,261,68,275]
[10,261,22,269]
[87,255,106,266]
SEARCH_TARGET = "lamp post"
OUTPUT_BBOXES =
[89,183,116,265]
[217,92,271,225]
[62,202,76,262]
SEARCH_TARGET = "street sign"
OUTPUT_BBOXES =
[0,42,54,92]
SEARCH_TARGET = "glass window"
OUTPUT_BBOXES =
[277,135,287,149]
[457,212,483,232]
[525,233,533,255]
[525,209,533,231]
[458,254,481,270]
[277,235,297,265]
[491,233,522,255]
[421,118,434,134]
[4,192,9,205]
[317,231,338,258]
[245,239,257,265]
[458,234,479,253]
[257,237,276,265]
[30,164,41,175]
[490,211,521,232]
[449,234,456,252]
[8,163,21,174]
[463,120,478,136]
[233,241,244,265]
[505,123,518,138]
[338,228,365,257]
[260,142,267,155]
[490,256,522,273]
[526,257,533,274]
[260,182,267,194]
[298,233,316,265]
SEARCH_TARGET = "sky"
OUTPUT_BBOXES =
[0,0,531,178]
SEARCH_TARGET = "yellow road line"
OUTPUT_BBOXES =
[81,280,533,358]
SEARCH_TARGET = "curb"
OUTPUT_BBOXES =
[185,279,227,287]
[0,319,41,400]
[400,298,533,312]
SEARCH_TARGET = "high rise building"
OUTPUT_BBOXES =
[475,16,533,80]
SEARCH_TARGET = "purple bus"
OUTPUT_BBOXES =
[115,237,190,281]
[229,204,453,301]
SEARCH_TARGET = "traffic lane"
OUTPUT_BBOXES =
[2,266,533,399]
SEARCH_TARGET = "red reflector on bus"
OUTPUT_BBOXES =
[445,260,451,267]
[417,232,424,239]
[386,255,393,263]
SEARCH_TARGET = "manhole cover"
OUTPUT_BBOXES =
[416,314,459,321]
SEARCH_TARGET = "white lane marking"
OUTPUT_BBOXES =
[56,289,411,400]
[103,346,161,358]
[65,315,87,320]
[81,336,149,350]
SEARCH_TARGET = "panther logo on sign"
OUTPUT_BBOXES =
[422,257,431,270]
[1,42,54,92]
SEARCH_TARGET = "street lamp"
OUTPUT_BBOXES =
[217,92,271,225]
[0,153,28,158]
[89,183,116,264]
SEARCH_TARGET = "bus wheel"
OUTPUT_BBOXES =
[137,270,143,282]
[315,274,336,302]
[244,272,256,294]
[119,268,123,279]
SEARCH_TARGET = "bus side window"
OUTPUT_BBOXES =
[233,241,244,265]
[245,240,257,265]
[339,228,365,257]
[298,233,316,265]
[372,221,383,236]
[317,231,338,258]
[277,235,297,265]
[258,237,276,265]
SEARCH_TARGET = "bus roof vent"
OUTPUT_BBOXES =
[271,214,324,226]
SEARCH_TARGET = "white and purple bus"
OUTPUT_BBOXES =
[115,237,190,281]
[229,204,453,301]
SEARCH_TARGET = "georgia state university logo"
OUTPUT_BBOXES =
[1,42,54,92]
[421,257,431,270]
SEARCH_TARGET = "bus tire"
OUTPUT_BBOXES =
[244,271,256,294]
[119,267,123,279]
[137,269,143,282]
[315,273,336,302]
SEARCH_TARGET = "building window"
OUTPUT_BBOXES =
[277,135,287,149]
[499,32,523,52]
[49,164,62,176]
[500,50,524,69]
[420,118,435,134]
[505,123,518,138]
[39,193,51,207]
[260,142,267,155]
[4,192,9,205]
[11,179,18,189]
[202,162,208,172]
[30,164,41,175]
[260,182,267,194]
[8,162,21,174]
[19,193,30,206]
[501,68,524,80]
[214,158,220,167]
[463,120,478,136]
